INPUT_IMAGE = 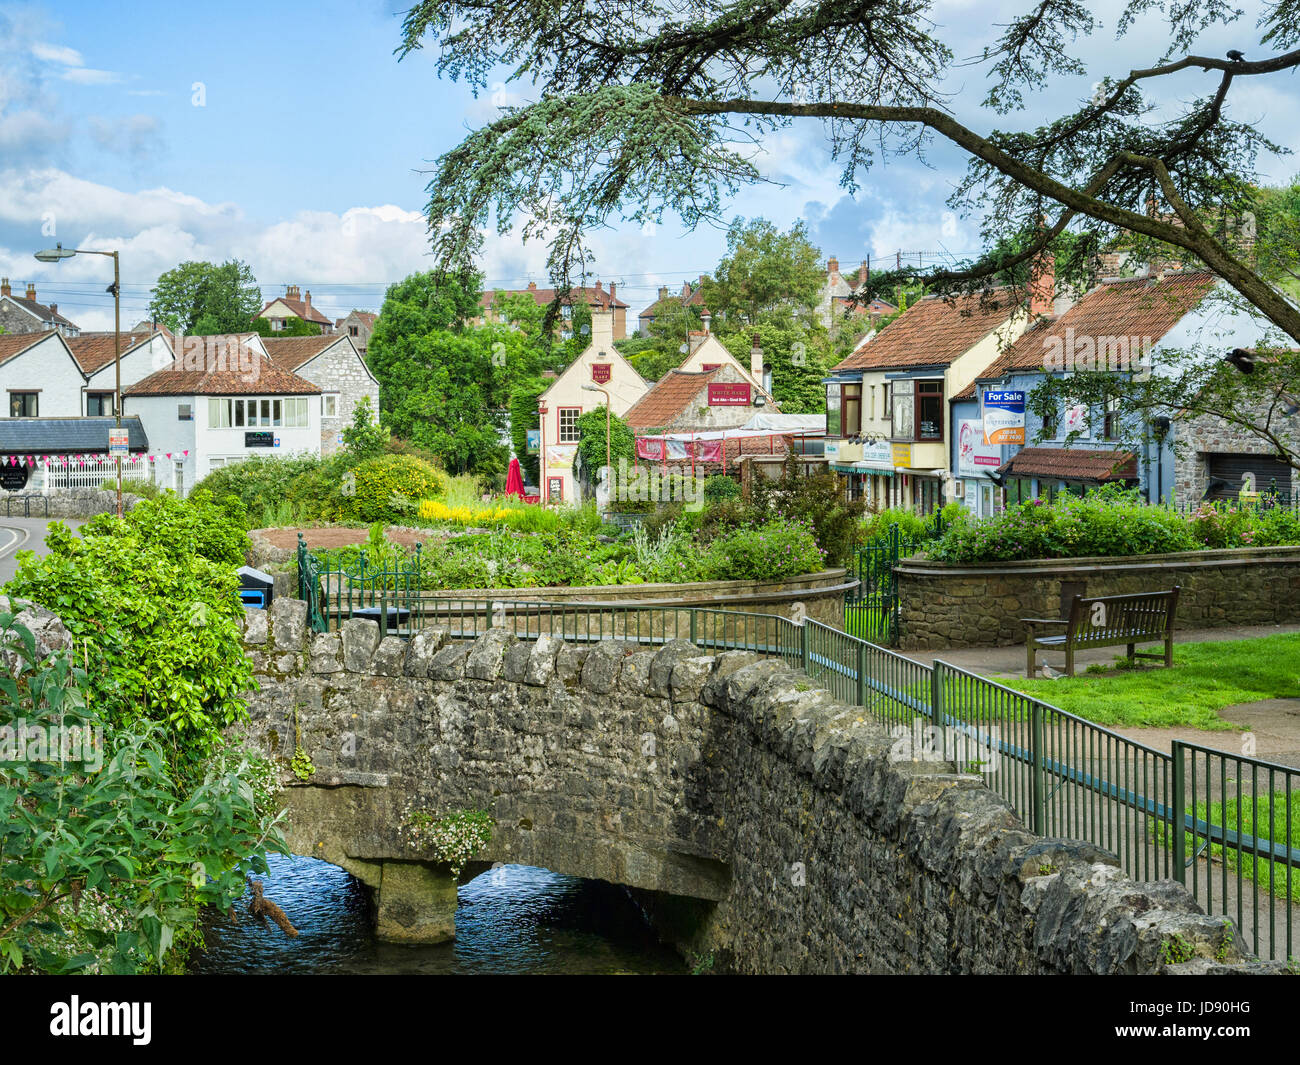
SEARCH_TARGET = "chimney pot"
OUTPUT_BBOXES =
[0,278,8,297]
[527,280,537,291]
[658,286,668,300]
[25,283,36,301]
[828,257,839,275]
[49,303,56,316]
[608,282,616,301]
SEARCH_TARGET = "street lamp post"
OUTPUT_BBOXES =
[35,243,123,518]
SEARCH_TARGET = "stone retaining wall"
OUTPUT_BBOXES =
[0,488,145,520]
[897,546,1300,649]
[240,598,1280,972]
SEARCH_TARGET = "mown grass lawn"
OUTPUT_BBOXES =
[994,632,1300,731]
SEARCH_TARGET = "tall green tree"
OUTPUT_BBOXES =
[401,0,1300,346]
[702,218,824,326]
[367,270,546,473]
[148,260,263,334]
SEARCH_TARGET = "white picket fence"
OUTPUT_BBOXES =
[42,457,154,492]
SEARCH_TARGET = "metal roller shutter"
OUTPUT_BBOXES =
[1205,452,1293,500]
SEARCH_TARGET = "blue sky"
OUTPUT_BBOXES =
[1,0,1295,330]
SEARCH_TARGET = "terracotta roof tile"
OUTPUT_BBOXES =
[480,284,629,311]
[954,270,1219,400]
[0,331,59,367]
[66,332,157,375]
[259,296,333,325]
[124,336,320,396]
[999,446,1137,482]
[260,334,342,371]
[833,291,1015,372]
[623,368,722,428]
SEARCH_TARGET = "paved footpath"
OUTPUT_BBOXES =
[902,622,1300,766]
[0,516,85,587]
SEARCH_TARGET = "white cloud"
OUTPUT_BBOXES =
[30,42,82,66]
[60,67,124,86]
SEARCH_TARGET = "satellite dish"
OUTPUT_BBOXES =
[580,324,591,335]
[679,343,688,354]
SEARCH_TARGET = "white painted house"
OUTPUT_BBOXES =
[537,309,649,503]
[123,336,322,495]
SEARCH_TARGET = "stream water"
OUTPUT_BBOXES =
[190,854,687,974]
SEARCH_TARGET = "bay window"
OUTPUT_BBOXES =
[891,379,944,442]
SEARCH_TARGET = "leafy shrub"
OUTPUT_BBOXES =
[100,477,161,500]
[929,488,1207,563]
[0,615,284,974]
[348,453,446,523]
[703,519,825,581]
[703,474,742,503]
[194,454,328,527]
[749,455,866,567]
[7,494,256,769]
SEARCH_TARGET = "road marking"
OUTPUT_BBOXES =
[0,525,30,559]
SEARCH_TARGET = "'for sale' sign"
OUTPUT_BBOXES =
[981,390,1025,446]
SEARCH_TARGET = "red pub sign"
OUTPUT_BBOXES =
[590,363,611,383]
[707,382,751,406]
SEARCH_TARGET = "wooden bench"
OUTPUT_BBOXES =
[1022,586,1181,678]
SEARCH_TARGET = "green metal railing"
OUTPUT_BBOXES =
[294,533,1298,962]
[847,512,947,645]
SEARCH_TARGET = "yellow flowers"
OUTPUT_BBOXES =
[417,499,522,527]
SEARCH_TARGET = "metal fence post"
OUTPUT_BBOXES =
[689,610,698,647]
[1171,740,1187,885]
[800,620,809,675]
[930,662,943,729]
[1030,700,1045,835]
[856,640,867,708]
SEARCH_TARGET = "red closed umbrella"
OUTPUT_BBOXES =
[505,456,525,499]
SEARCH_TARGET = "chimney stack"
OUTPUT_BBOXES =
[49,303,56,316]
[608,282,616,303]
[286,284,300,302]
[658,285,668,301]
[527,280,538,291]
[699,306,711,333]
[827,257,839,277]
[750,333,763,382]
[858,260,868,287]
[591,307,614,348]
[688,330,708,354]
[25,283,36,301]
[304,290,313,316]
[0,278,8,297]
[1028,252,1054,318]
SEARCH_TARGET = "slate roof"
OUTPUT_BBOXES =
[66,332,159,375]
[998,446,1137,482]
[2,293,78,330]
[833,291,1015,372]
[623,368,723,429]
[0,416,148,454]
[953,270,1219,400]
[125,340,320,397]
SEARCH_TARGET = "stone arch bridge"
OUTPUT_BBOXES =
[235,598,1274,974]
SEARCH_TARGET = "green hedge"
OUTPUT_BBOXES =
[927,487,1300,564]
